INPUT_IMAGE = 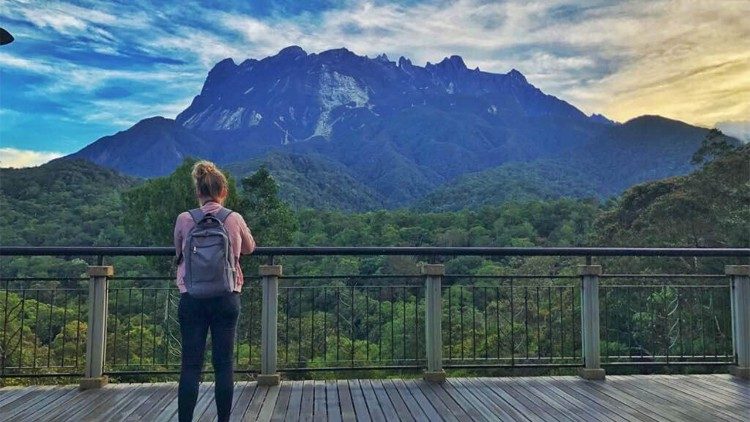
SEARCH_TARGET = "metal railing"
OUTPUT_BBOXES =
[600,275,733,365]
[1,246,748,386]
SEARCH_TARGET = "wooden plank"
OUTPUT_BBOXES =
[551,377,658,422]
[506,377,587,422]
[13,386,81,422]
[695,376,750,399]
[674,375,750,403]
[607,376,730,422]
[347,380,371,422]
[154,382,211,422]
[358,378,385,422]
[0,386,38,408]
[325,380,342,422]
[473,377,548,422]
[550,377,665,422]
[369,380,400,421]
[80,383,150,421]
[391,379,434,422]
[298,380,314,422]
[649,376,743,406]
[706,374,750,394]
[199,381,250,422]
[0,385,55,415]
[125,383,177,422]
[179,382,216,420]
[644,376,746,421]
[270,381,292,421]
[538,377,630,422]
[3,386,69,421]
[381,379,415,422]
[410,379,458,421]
[113,384,163,421]
[453,378,524,421]
[228,381,259,422]
[250,386,276,422]
[421,380,470,419]
[312,381,327,421]
[337,380,356,421]
[522,377,619,422]
[492,377,572,422]
[284,381,303,421]
[440,379,494,422]
[47,384,113,422]
[601,381,696,421]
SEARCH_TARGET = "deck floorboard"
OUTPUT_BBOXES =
[1,374,747,421]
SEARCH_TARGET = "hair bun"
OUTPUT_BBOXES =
[192,161,217,179]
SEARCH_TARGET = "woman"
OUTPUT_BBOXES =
[174,160,255,422]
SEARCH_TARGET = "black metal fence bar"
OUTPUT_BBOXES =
[276,278,425,371]
[442,276,582,367]
[0,284,87,377]
[600,275,733,364]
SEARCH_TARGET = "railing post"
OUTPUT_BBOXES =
[579,264,605,380]
[80,265,112,390]
[422,263,446,383]
[727,265,750,379]
[258,264,282,386]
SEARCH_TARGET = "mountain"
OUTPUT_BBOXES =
[412,115,735,210]
[577,115,737,196]
[70,46,606,201]
[224,151,385,211]
[69,117,214,178]
[171,47,604,191]
[68,46,726,209]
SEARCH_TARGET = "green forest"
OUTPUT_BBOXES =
[0,138,748,385]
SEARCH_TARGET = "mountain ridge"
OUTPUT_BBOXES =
[67,46,725,209]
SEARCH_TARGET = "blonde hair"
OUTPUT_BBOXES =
[192,160,228,203]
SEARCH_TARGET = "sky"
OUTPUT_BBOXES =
[1,0,748,167]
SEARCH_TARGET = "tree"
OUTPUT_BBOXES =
[122,159,243,246]
[691,129,737,165]
[238,166,298,246]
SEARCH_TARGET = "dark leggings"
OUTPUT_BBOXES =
[178,293,240,422]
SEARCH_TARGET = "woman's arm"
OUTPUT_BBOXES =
[174,213,185,260]
[233,214,256,254]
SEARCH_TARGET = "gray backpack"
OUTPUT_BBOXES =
[182,207,236,298]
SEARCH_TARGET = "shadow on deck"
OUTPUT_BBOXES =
[1,374,748,421]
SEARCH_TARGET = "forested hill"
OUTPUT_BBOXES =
[412,160,599,212]
[0,160,135,246]
[1,140,746,255]
[595,143,750,248]
[224,151,385,211]
[411,117,739,211]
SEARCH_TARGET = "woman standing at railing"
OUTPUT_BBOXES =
[173,160,256,422]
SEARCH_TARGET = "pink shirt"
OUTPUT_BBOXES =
[173,202,256,293]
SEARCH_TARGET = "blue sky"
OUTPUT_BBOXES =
[1,0,748,167]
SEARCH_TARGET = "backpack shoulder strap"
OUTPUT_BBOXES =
[188,208,205,224]
[215,207,233,224]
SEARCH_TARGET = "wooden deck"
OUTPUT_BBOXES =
[0,374,748,421]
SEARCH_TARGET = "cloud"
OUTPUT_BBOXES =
[716,121,750,143]
[83,97,194,126]
[0,148,65,168]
